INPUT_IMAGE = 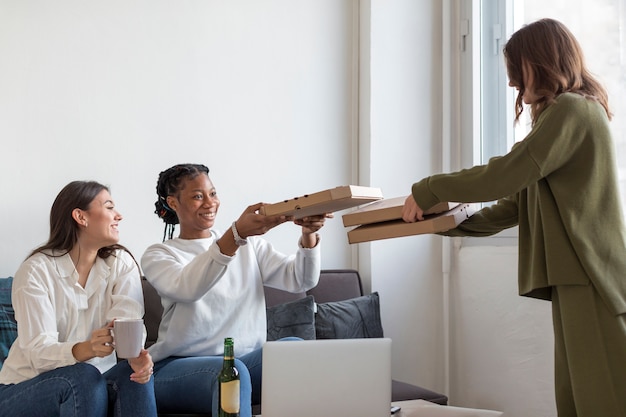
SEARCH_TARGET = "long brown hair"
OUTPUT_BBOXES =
[28,181,131,261]
[503,18,611,124]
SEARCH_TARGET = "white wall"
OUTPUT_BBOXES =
[366,0,449,393]
[450,246,556,416]
[0,0,357,274]
[364,1,557,416]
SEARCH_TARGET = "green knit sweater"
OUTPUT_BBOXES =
[411,93,626,315]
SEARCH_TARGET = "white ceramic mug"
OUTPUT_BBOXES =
[113,318,144,359]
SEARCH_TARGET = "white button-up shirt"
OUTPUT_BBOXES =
[0,250,144,384]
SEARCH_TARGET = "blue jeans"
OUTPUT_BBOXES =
[103,360,157,416]
[0,361,156,417]
[239,347,263,407]
[153,356,252,417]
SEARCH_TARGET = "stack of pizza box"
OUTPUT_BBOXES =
[259,185,475,244]
[342,196,475,244]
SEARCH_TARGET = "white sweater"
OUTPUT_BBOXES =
[141,230,320,361]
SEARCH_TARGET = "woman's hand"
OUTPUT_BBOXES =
[402,195,424,222]
[72,321,115,362]
[128,349,154,384]
[237,203,294,237]
[218,203,294,256]
[295,213,333,248]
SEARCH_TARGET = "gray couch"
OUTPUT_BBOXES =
[141,269,448,416]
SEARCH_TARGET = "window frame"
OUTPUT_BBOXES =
[458,0,518,246]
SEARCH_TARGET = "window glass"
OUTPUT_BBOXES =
[513,0,626,213]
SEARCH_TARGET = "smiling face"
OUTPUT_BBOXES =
[80,189,123,248]
[166,173,220,239]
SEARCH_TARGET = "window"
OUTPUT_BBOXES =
[458,0,518,244]
[461,0,626,231]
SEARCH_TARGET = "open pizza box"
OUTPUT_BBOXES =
[342,196,475,244]
[259,185,384,219]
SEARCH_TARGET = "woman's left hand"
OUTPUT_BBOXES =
[402,195,424,222]
[128,349,154,384]
[296,213,333,248]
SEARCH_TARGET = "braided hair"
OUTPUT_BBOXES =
[154,163,210,241]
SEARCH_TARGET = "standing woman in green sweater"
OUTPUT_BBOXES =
[403,18,626,417]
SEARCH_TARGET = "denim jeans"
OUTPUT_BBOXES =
[0,361,156,417]
[239,347,263,407]
[153,356,252,417]
[103,360,157,417]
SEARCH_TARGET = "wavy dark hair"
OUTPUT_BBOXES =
[503,18,611,124]
[154,163,210,241]
[28,181,133,262]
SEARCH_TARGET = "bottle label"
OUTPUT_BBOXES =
[220,380,240,413]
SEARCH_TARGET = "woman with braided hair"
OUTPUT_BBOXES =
[141,163,330,416]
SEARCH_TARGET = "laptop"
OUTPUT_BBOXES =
[261,338,392,417]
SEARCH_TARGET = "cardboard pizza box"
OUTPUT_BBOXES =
[342,196,457,227]
[346,203,475,244]
[259,185,383,219]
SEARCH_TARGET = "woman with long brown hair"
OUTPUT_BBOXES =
[403,19,626,416]
[0,181,157,417]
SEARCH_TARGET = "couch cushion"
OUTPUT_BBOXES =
[315,292,384,339]
[0,277,17,369]
[266,295,316,341]
[141,278,163,348]
[306,269,363,303]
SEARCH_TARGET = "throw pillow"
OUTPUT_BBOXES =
[0,277,17,368]
[315,292,384,339]
[266,295,316,341]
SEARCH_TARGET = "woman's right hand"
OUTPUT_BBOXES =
[72,321,115,361]
[235,202,294,238]
[217,203,293,256]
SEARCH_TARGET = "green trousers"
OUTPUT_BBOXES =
[552,285,626,417]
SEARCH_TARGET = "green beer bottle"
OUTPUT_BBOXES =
[218,337,240,417]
